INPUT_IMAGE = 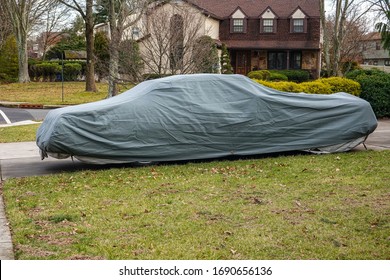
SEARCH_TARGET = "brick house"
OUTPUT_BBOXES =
[137,0,321,78]
[188,0,322,78]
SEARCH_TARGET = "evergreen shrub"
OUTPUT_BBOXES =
[254,77,360,95]
[319,77,361,96]
[269,72,288,81]
[63,63,82,81]
[300,81,332,94]
[256,80,303,92]
[270,70,310,82]
[247,70,271,80]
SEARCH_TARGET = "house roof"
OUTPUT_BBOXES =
[187,0,320,19]
[361,32,381,41]
[64,50,87,60]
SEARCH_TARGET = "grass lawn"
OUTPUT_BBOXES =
[0,82,132,105]
[2,150,389,260]
[0,124,41,143]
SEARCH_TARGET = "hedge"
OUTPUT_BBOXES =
[63,63,82,81]
[269,72,288,81]
[254,77,361,96]
[319,77,361,96]
[247,70,271,80]
[346,69,390,118]
[270,70,310,82]
[28,61,83,82]
[255,80,303,93]
[247,69,310,82]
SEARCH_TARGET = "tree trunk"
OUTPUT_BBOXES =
[332,0,350,77]
[16,26,30,83]
[107,0,120,98]
[85,0,97,92]
[108,45,119,97]
[320,0,331,77]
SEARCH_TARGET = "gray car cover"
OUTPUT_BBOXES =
[36,74,377,164]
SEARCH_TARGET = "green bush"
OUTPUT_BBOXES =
[253,77,359,96]
[342,61,361,75]
[34,62,61,82]
[319,77,361,96]
[345,69,390,117]
[256,80,303,92]
[355,75,390,118]
[269,72,288,81]
[63,63,82,81]
[247,70,271,80]
[270,70,310,82]
[0,36,18,83]
[300,81,332,94]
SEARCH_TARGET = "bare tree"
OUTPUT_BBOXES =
[59,0,97,92]
[139,2,217,76]
[321,0,375,76]
[320,0,331,76]
[35,2,72,59]
[2,0,53,83]
[339,8,372,73]
[105,0,151,97]
[0,3,13,50]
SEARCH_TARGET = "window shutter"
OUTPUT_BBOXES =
[273,19,277,33]
[304,18,308,33]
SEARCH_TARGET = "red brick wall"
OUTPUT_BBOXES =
[220,17,321,48]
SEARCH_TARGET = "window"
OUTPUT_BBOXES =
[376,42,381,50]
[385,60,390,66]
[233,19,244,33]
[263,19,274,33]
[290,52,302,69]
[268,52,287,70]
[293,19,304,32]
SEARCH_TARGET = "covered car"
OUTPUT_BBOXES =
[36,74,377,164]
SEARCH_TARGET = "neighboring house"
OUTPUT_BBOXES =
[191,0,321,78]
[137,0,321,78]
[137,0,221,75]
[361,32,390,66]
[95,0,322,77]
[28,32,68,59]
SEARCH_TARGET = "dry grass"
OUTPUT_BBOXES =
[3,150,389,260]
[0,82,132,105]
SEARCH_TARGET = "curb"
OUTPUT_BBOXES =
[0,102,68,109]
[0,183,14,260]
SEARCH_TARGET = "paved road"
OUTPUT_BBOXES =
[0,106,50,125]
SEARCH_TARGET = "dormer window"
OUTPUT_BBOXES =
[292,19,304,33]
[289,7,307,33]
[260,8,277,34]
[230,8,247,33]
[233,19,244,32]
[263,19,274,33]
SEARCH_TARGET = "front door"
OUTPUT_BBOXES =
[235,51,250,75]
